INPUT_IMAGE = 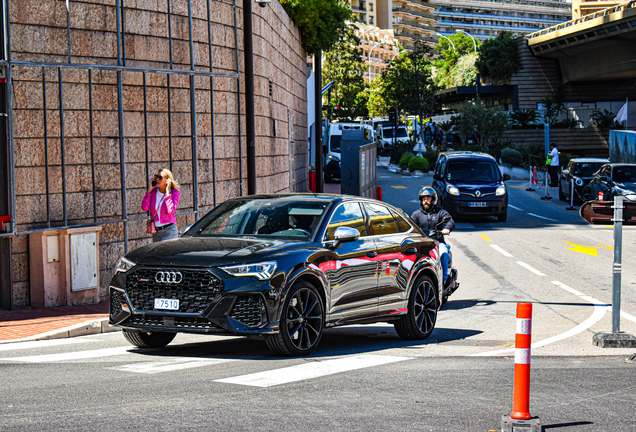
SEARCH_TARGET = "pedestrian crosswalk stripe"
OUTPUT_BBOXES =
[3,346,135,362]
[214,354,413,388]
[0,338,97,352]
[110,358,236,374]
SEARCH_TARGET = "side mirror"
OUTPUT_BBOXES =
[503,173,511,181]
[562,169,570,176]
[333,226,360,243]
[433,173,442,181]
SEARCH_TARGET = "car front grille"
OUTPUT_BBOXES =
[457,206,497,214]
[110,289,126,320]
[125,268,222,313]
[125,315,223,330]
[230,295,266,327]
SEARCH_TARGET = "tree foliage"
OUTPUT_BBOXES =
[280,0,351,55]
[453,100,509,146]
[433,33,480,89]
[539,80,569,125]
[323,25,368,121]
[509,109,539,129]
[379,46,437,119]
[476,31,520,84]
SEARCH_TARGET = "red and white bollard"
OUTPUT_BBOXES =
[598,191,604,201]
[502,303,541,432]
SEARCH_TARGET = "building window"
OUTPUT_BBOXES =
[370,15,374,25]
[370,2,373,11]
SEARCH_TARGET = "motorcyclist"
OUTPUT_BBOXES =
[411,187,455,286]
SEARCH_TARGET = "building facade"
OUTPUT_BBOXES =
[355,24,401,82]
[432,0,571,40]
[0,0,309,308]
[392,0,438,50]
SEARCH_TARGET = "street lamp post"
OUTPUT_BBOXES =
[456,29,477,53]
[434,32,456,52]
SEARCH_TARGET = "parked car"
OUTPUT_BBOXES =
[109,194,443,356]
[558,157,609,203]
[582,163,636,201]
[323,122,374,183]
[432,151,510,221]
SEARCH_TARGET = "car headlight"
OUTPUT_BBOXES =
[575,177,584,187]
[626,194,636,202]
[496,184,506,196]
[328,155,340,162]
[447,185,460,196]
[115,257,136,274]
[221,261,278,280]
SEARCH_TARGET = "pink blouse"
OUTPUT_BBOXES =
[142,188,181,225]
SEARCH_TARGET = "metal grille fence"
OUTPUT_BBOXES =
[0,0,244,255]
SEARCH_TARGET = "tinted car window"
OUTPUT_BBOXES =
[192,199,328,239]
[613,166,636,182]
[326,202,367,240]
[573,162,605,177]
[364,203,399,235]
[446,160,501,182]
[391,209,412,233]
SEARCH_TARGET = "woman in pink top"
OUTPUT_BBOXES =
[142,168,181,242]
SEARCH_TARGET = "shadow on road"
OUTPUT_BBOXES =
[443,299,496,310]
[543,421,594,429]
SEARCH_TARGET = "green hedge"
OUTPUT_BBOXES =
[408,157,429,173]
[399,152,415,169]
[500,148,523,167]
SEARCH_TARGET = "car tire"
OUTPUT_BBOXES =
[558,181,566,201]
[394,274,438,340]
[266,281,324,356]
[497,211,507,222]
[122,329,176,348]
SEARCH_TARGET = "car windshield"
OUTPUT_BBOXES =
[329,135,341,153]
[186,198,331,239]
[573,162,605,177]
[446,160,501,182]
[613,166,636,183]
[382,128,408,138]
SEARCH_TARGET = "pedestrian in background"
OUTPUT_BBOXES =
[548,143,560,186]
[424,125,433,150]
[433,125,444,150]
[142,168,181,242]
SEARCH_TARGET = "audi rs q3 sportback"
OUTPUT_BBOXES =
[110,194,444,356]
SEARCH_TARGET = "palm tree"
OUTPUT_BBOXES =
[509,109,539,128]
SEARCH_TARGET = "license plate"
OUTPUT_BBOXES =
[154,298,179,310]
[468,202,487,207]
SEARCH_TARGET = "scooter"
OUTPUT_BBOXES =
[426,216,459,305]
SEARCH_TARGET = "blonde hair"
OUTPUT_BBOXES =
[159,168,180,190]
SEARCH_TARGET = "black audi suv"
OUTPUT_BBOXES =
[110,194,444,356]
[432,152,510,221]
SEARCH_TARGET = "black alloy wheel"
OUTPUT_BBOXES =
[266,281,324,356]
[122,329,176,348]
[394,275,438,340]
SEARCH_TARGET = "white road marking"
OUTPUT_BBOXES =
[516,261,546,276]
[409,199,419,203]
[621,311,636,324]
[472,281,610,357]
[508,205,522,211]
[527,213,558,222]
[0,338,98,352]
[490,244,513,257]
[379,176,390,178]
[3,346,136,362]
[215,355,413,387]
[110,358,236,374]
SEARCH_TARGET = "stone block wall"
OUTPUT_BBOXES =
[7,0,308,306]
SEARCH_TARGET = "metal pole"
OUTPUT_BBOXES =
[566,177,575,210]
[612,195,623,333]
[58,68,67,227]
[314,51,323,193]
[187,0,199,220]
[207,0,217,207]
[116,0,128,254]
[233,0,243,196]
[243,0,256,195]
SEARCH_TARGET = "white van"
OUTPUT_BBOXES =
[322,122,374,182]
[377,125,410,152]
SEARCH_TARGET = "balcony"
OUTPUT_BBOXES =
[436,10,567,25]
[393,4,437,21]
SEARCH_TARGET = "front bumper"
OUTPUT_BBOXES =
[443,195,507,217]
[109,266,283,336]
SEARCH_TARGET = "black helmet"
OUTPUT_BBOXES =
[418,187,438,207]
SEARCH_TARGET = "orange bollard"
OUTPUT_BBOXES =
[597,191,604,201]
[511,302,533,420]
[376,185,383,201]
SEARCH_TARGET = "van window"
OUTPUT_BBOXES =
[329,135,342,153]
[446,160,501,182]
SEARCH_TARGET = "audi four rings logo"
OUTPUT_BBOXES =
[155,271,183,284]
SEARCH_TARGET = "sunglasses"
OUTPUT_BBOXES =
[154,174,166,181]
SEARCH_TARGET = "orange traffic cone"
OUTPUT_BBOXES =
[531,166,538,185]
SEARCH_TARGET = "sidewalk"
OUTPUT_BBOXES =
[0,301,115,344]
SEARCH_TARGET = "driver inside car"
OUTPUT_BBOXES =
[411,187,456,286]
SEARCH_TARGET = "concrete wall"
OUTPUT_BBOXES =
[7,0,308,306]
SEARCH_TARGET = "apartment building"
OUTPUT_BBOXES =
[571,0,622,18]
[350,0,393,28]
[355,24,401,82]
[392,0,438,50]
[431,0,571,40]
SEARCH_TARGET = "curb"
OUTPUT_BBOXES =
[0,317,119,344]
